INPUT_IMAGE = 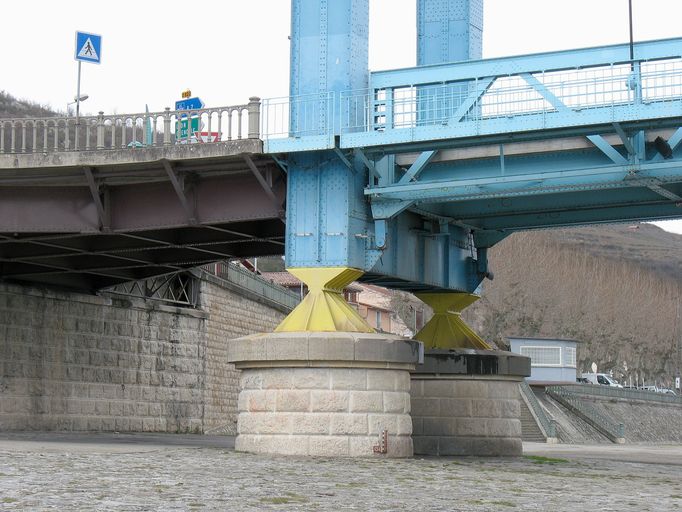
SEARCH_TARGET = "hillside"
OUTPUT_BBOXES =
[0,90,60,118]
[462,224,682,388]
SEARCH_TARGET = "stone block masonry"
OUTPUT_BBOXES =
[229,332,421,457]
[0,274,287,435]
[236,367,413,457]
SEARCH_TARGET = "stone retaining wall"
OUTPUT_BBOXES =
[0,276,286,434]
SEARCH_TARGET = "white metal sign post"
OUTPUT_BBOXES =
[74,32,102,127]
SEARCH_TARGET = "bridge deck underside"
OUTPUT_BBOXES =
[0,153,285,291]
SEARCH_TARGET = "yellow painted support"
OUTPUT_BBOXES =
[275,267,374,333]
[414,293,492,350]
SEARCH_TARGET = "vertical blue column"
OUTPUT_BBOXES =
[286,0,371,269]
[416,0,484,125]
[417,0,483,65]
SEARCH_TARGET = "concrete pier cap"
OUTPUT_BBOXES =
[411,349,531,457]
[228,332,422,457]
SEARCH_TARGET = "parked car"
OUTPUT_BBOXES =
[576,377,590,384]
[581,373,623,388]
[659,388,677,396]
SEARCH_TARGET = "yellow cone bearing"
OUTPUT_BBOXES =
[414,292,492,350]
[275,267,374,333]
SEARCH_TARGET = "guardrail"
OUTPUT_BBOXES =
[520,381,557,439]
[0,98,260,154]
[546,385,625,443]
[202,261,300,312]
[556,383,682,405]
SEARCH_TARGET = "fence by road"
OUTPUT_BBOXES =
[546,385,625,443]
[553,383,682,405]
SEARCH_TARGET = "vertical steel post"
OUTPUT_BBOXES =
[286,0,370,270]
[75,61,82,151]
[417,0,483,66]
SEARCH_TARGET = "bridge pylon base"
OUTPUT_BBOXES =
[228,332,421,457]
[411,349,531,457]
[274,267,374,333]
[414,292,492,350]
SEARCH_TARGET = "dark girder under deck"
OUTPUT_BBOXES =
[0,146,286,291]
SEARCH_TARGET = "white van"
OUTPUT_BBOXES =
[581,373,623,388]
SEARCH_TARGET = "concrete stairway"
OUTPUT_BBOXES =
[520,397,547,442]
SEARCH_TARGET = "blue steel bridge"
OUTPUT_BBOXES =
[1,1,682,337]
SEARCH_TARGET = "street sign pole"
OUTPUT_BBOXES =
[74,31,102,132]
[76,61,82,125]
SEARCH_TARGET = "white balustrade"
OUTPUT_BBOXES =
[0,98,260,154]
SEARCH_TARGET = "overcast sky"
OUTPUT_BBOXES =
[3,0,682,233]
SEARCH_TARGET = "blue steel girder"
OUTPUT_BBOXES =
[339,38,682,152]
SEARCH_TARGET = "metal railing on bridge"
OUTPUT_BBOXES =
[0,98,260,154]
[261,38,682,152]
[202,261,301,311]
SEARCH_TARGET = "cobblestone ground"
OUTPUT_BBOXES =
[0,434,680,511]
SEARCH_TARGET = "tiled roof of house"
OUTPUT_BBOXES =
[260,272,362,292]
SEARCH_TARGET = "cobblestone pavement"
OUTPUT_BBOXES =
[0,434,680,511]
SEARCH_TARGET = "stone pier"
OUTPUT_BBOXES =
[228,332,422,457]
[411,349,530,456]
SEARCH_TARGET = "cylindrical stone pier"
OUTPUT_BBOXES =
[411,349,530,456]
[228,332,422,457]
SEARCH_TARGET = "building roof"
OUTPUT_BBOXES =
[507,336,582,343]
[260,272,362,292]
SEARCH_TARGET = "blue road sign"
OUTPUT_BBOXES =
[175,97,205,110]
[75,31,102,64]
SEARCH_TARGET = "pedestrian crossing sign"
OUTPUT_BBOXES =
[75,31,102,64]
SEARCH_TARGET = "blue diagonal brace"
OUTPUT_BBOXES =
[333,148,354,172]
[448,76,495,123]
[520,73,570,113]
[523,73,629,165]
[587,135,629,165]
[398,150,437,185]
[612,123,636,156]
[651,127,682,162]
[371,199,414,220]
[354,148,381,180]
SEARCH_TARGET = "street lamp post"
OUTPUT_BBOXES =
[67,94,89,117]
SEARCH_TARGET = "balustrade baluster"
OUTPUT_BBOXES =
[97,112,104,149]
[10,122,16,153]
[151,116,157,146]
[227,111,233,141]
[237,109,243,139]
[21,123,27,153]
[53,125,58,151]
[0,123,5,153]
[217,111,223,142]
[43,123,48,151]
[120,120,126,149]
[163,108,171,146]
[64,121,70,151]
[32,123,37,153]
